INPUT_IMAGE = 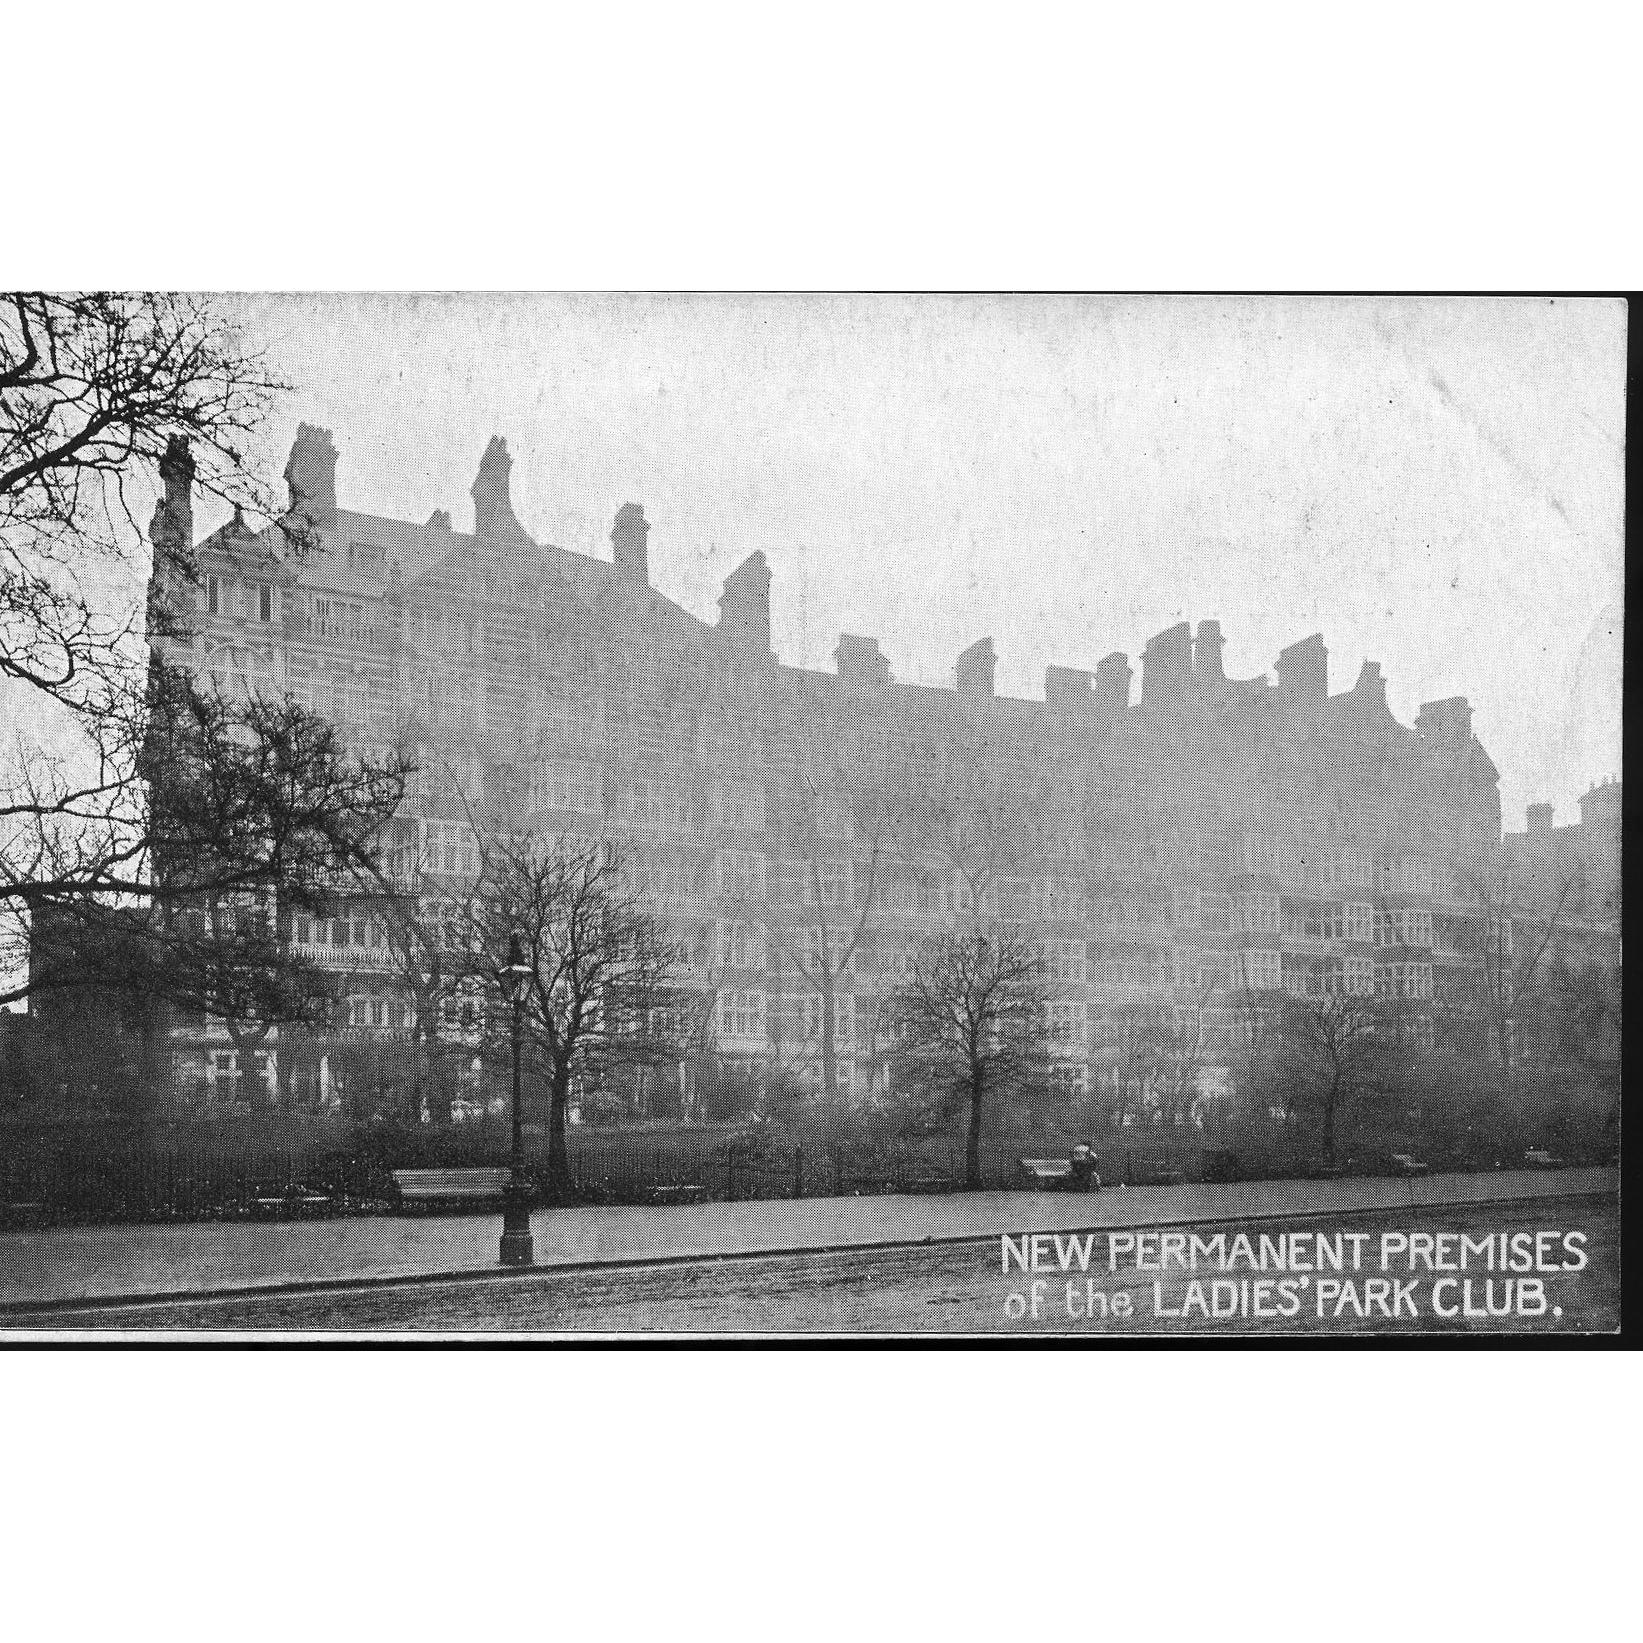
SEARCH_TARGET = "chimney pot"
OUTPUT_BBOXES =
[1193,619,1225,683]
[1094,652,1132,712]
[956,637,996,699]
[284,423,338,524]
[611,502,651,585]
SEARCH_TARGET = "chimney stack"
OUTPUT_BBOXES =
[1094,652,1132,712]
[1416,696,1473,745]
[718,551,771,653]
[1578,779,1622,831]
[283,424,338,525]
[1141,622,1192,706]
[836,634,891,689]
[956,637,996,700]
[471,436,524,540]
[611,502,651,585]
[1275,633,1328,706]
[1353,659,1387,711]
[153,434,195,557]
[1045,665,1095,708]
[1193,619,1225,683]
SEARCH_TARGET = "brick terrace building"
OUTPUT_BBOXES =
[144,426,1608,1111]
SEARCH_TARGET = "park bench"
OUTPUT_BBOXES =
[249,1184,336,1220]
[648,1184,709,1206]
[391,1167,515,1213]
[1019,1158,1074,1190]
[1523,1149,1567,1170]
[1020,1155,1101,1193]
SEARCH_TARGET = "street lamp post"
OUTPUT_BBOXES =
[498,930,535,1267]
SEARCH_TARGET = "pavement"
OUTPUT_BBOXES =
[0,1165,1616,1315]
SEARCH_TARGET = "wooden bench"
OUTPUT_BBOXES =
[1019,1158,1074,1189]
[1019,1157,1101,1193]
[648,1184,709,1206]
[392,1167,515,1212]
[249,1186,335,1220]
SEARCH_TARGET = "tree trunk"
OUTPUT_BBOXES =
[138,993,170,1141]
[1323,1069,1339,1164]
[820,972,838,1100]
[965,1063,985,1188]
[547,1057,573,1201]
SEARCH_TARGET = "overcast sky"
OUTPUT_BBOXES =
[215,293,1625,831]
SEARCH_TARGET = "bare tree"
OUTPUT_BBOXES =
[25,671,408,1115]
[2,294,364,1012]
[765,828,887,1104]
[468,832,693,1200]
[1272,990,1381,1164]
[2,292,294,715]
[1110,985,1219,1128]
[344,793,491,1125]
[886,926,1049,1188]
[1103,1007,1167,1130]
[1462,852,1583,1079]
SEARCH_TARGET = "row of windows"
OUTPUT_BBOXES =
[423,822,479,877]
[1234,951,1435,999]
[1233,836,1435,896]
[516,769,854,841]
[1281,955,1378,998]
[294,914,385,950]
[1046,1000,1087,1048]
[1375,908,1434,949]
[348,996,413,1029]
[530,761,605,817]
[289,673,371,724]
[1035,939,1088,984]
[204,576,276,623]
[1376,962,1435,1001]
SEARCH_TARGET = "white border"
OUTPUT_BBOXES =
[2,5,1634,1636]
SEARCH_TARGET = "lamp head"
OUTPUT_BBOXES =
[499,930,530,999]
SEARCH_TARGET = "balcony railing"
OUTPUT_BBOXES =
[289,941,397,971]
[305,616,378,644]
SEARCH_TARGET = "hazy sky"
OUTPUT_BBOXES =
[216,293,1625,831]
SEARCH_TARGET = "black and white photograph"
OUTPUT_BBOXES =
[0,291,1624,1339]
[4,15,1638,1643]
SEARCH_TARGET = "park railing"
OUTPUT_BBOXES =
[2,1111,1612,1229]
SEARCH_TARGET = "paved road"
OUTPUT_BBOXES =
[1,1167,1614,1311]
[15,1193,1617,1336]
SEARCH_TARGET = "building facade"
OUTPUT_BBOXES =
[144,426,1614,1113]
